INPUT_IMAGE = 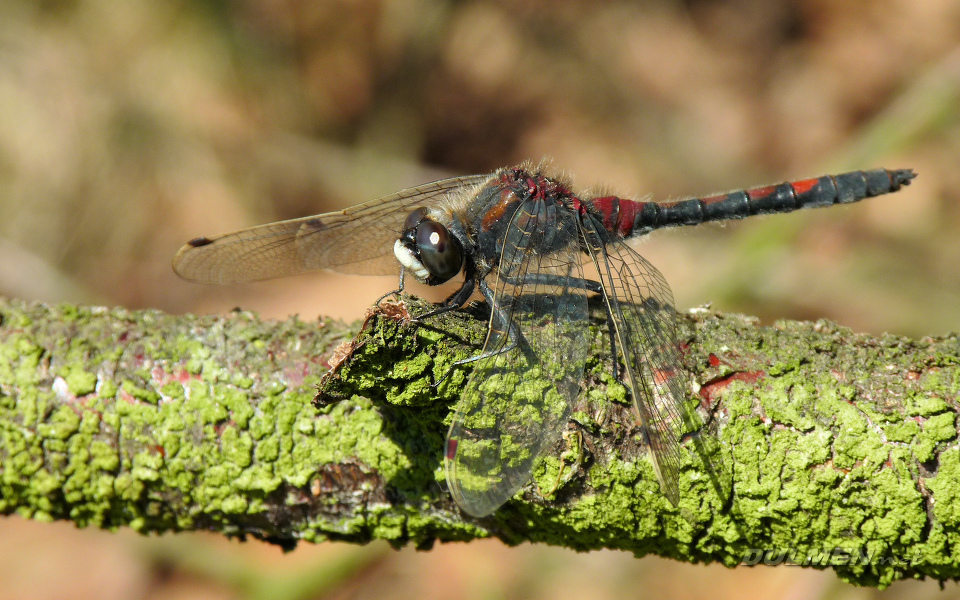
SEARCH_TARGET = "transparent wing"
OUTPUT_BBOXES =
[445,199,590,517]
[172,174,490,283]
[579,215,691,506]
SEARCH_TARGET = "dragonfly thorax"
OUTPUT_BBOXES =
[394,206,464,285]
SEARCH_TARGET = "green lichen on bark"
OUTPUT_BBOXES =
[0,296,959,587]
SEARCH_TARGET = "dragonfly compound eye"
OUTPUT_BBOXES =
[415,220,463,284]
[403,206,429,232]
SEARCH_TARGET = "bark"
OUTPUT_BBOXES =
[0,295,958,588]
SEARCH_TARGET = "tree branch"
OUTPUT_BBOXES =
[0,295,957,588]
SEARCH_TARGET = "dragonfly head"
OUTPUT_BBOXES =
[394,207,464,285]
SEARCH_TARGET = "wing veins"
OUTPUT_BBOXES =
[173,174,490,283]
[446,200,589,517]
[579,216,687,506]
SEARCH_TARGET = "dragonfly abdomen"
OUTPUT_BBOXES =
[595,168,916,238]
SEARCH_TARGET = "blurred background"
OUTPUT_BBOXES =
[1,0,959,598]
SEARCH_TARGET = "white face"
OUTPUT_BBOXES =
[393,239,430,282]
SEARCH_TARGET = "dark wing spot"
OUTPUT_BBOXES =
[187,237,214,248]
[303,218,326,231]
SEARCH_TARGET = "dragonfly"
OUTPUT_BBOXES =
[173,163,916,517]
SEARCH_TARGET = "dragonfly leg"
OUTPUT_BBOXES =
[497,271,602,294]
[374,268,407,306]
[415,277,476,321]
[414,257,479,321]
[433,279,526,388]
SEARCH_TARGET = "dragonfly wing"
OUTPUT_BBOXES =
[445,200,590,517]
[578,216,691,506]
[172,174,490,283]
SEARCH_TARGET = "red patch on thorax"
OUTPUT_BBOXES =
[481,188,521,231]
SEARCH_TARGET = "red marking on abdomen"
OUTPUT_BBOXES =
[789,178,818,195]
[747,185,777,200]
[590,196,620,232]
[700,194,730,205]
[616,198,642,237]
